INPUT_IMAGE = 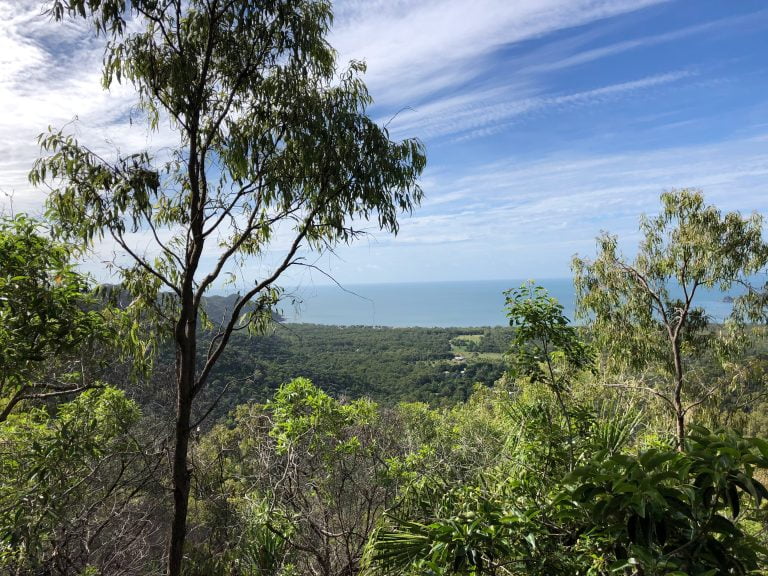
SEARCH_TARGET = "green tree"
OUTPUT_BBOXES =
[365,481,541,576]
[0,214,128,421]
[189,378,398,576]
[573,189,768,448]
[362,382,645,575]
[0,387,147,574]
[505,282,594,470]
[30,2,425,574]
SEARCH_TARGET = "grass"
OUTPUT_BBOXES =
[450,334,505,362]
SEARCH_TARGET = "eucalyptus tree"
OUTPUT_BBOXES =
[30,0,426,573]
[573,189,768,448]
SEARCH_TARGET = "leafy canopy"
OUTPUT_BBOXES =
[573,189,768,445]
[573,189,767,373]
[31,0,425,323]
[0,214,134,421]
[30,1,425,573]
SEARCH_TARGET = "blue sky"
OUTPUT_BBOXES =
[2,0,768,286]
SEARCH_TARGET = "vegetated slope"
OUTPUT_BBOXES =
[182,324,515,421]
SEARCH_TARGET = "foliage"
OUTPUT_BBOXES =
[267,376,376,454]
[188,378,400,576]
[365,482,540,576]
[34,0,426,571]
[183,494,295,576]
[0,214,132,421]
[573,189,768,446]
[564,427,768,575]
[363,378,583,575]
[178,324,512,421]
[365,393,768,575]
[364,286,768,576]
[0,387,150,574]
[505,282,595,469]
[505,282,594,387]
[0,216,157,574]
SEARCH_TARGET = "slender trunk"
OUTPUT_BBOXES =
[544,347,574,471]
[671,339,685,450]
[167,375,193,576]
[674,402,685,450]
[167,313,197,576]
[554,388,575,471]
[166,115,204,575]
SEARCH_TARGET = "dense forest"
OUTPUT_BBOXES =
[6,190,768,575]
[190,324,512,417]
[3,0,768,575]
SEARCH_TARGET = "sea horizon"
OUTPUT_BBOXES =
[277,278,741,328]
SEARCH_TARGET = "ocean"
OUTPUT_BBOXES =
[280,279,741,328]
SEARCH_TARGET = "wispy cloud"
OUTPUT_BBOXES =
[324,132,768,281]
[0,0,176,213]
[331,0,670,106]
[521,10,768,74]
[1,0,675,212]
[387,70,694,141]
[2,0,766,288]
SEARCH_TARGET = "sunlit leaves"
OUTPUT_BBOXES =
[267,376,375,456]
[572,189,768,445]
[564,426,768,575]
[190,378,392,575]
[504,282,594,388]
[504,282,595,470]
[366,485,538,576]
[0,215,142,420]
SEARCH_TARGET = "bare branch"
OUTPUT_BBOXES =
[603,383,676,411]
[111,228,181,296]
[192,206,319,399]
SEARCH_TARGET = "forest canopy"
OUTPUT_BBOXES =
[4,191,768,575]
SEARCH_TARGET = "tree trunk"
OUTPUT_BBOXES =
[167,384,192,576]
[675,405,685,451]
[672,339,685,450]
[553,388,574,471]
[166,140,204,576]
[167,320,197,576]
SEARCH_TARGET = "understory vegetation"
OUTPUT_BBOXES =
[6,318,768,575]
[5,192,768,575]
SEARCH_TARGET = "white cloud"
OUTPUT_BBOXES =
[331,0,670,106]
[385,70,694,142]
[520,10,767,75]
[2,0,764,288]
[0,0,177,213]
[320,133,768,282]
[1,0,674,212]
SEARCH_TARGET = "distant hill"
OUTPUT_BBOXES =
[97,285,283,325]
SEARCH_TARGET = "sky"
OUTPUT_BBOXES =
[2,0,768,287]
